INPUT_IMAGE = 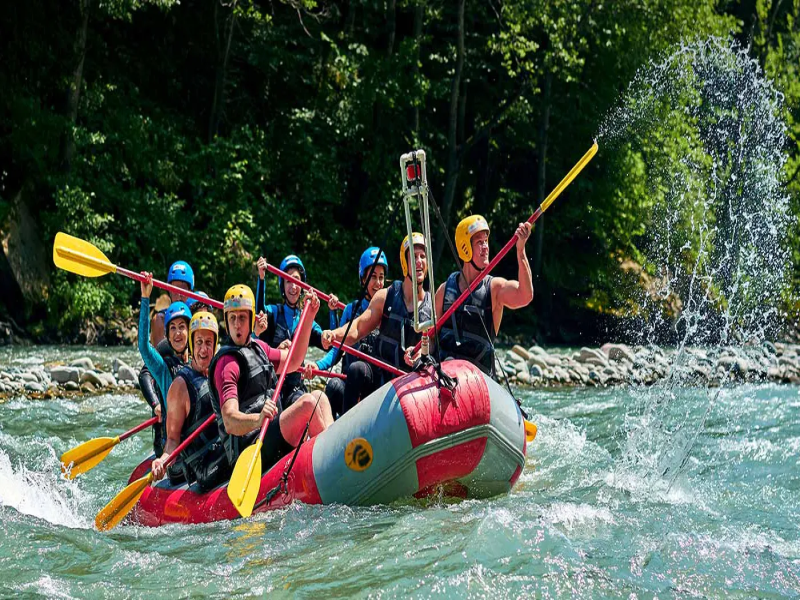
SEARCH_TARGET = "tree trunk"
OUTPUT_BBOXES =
[208,0,237,143]
[532,73,552,278]
[386,0,397,57]
[434,0,466,265]
[411,0,424,138]
[60,0,91,172]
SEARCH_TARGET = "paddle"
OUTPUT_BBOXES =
[52,232,223,309]
[94,414,217,531]
[266,264,347,311]
[61,416,159,479]
[306,368,346,381]
[525,420,537,442]
[411,142,599,354]
[227,299,315,518]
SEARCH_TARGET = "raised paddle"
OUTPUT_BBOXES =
[266,264,347,311]
[411,142,599,354]
[227,299,315,518]
[52,232,223,309]
[94,414,217,531]
[61,416,159,479]
[306,368,347,381]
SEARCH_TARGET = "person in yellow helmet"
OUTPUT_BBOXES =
[320,233,432,414]
[151,311,230,491]
[435,215,533,376]
[207,285,333,475]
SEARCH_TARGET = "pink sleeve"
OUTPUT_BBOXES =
[254,339,282,368]
[213,355,241,409]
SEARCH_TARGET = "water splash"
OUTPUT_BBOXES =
[598,37,793,491]
[0,447,91,529]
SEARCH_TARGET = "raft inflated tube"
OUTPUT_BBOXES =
[126,360,527,526]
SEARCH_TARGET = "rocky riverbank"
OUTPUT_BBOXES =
[498,341,800,387]
[2,341,800,400]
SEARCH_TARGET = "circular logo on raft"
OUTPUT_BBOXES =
[344,438,373,471]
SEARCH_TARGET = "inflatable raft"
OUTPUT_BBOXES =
[126,360,527,526]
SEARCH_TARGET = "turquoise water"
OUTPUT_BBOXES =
[1,349,799,597]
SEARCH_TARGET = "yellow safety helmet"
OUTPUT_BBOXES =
[455,215,490,263]
[223,284,256,332]
[189,311,219,356]
[400,232,426,278]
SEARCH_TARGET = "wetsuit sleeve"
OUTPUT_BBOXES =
[255,276,267,314]
[329,309,339,330]
[318,302,353,370]
[137,366,160,409]
[138,297,172,398]
[213,355,240,408]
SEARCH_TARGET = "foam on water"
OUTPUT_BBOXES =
[0,446,91,529]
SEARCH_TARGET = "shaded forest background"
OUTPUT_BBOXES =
[1,0,798,344]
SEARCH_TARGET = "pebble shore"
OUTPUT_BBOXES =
[1,341,799,400]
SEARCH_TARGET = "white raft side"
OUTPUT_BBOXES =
[311,379,419,506]
[456,372,526,498]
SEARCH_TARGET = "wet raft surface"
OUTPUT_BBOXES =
[1,373,799,597]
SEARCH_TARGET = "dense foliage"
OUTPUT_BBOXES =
[1,0,798,343]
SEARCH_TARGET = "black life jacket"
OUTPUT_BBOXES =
[208,340,279,465]
[342,299,379,370]
[374,280,432,370]
[169,365,221,482]
[438,272,496,375]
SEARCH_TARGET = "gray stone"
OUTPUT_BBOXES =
[19,372,39,383]
[24,382,44,393]
[96,372,117,387]
[527,346,550,358]
[529,364,543,379]
[70,357,95,371]
[510,345,532,362]
[601,343,636,363]
[80,371,106,387]
[112,358,133,376]
[516,370,532,385]
[0,371,11,381]
[63,381,80,391]
[80,381,97,394]
[50,366,81,384]
[527,355,549,370]
[576,347,608,366]
[117,366,138,383]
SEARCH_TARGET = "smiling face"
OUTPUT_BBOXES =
[169,280,191,303]
[362,265,386,299]
[226,310,252,346]
[167,318,189,353]
[284,267,303,305]
[191,329,216,371]
[412,245,427,284]
[470,231,490,269]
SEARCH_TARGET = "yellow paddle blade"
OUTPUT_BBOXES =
[53,232,116,278]
[95,472,153,531]
[540,142,599,213]
[227,440,263,518]
[61,436,120,479]
[525,420,538,442]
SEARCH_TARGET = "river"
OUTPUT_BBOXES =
[0,346,798,597]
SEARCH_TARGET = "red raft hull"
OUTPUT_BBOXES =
[127,360,528,526]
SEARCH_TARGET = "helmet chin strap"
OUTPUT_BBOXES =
[469,259,486,272]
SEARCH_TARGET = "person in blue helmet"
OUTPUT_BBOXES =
[150,260,195,347]
[254,254,340,408]
[186,291,211,315]
[311,247,387,418]
[138,271,191,458]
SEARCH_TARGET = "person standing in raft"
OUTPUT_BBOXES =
[150,260,195,347]
[209,285,334,475]
[254,254,339,408]
[321,233,432,414]
[151,311,230,490]
[435,215,533,377]
[137,273,190,457]
[311,247,388,418]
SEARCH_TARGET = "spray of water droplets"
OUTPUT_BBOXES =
[597,37,794,493]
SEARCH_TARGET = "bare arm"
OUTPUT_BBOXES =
[221,396,264,436]
[151,377,189,479]
[330,289,387,346]
[495,223,534,309]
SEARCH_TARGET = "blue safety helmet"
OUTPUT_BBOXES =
[359,247,389,281]
[186,291,210,313]
[279,254,306,298]
[167,261,195,290]
[164,301,192,331]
